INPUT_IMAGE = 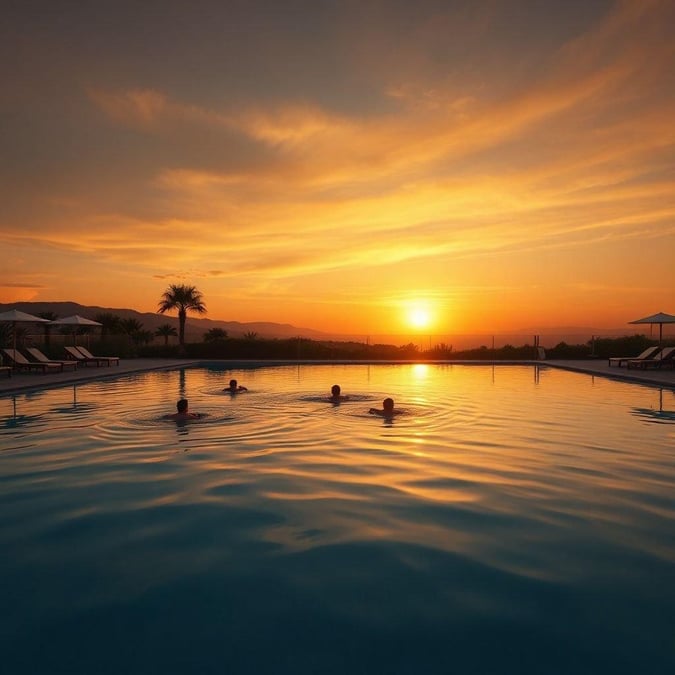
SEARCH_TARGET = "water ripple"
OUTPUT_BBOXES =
[1,364,674,674]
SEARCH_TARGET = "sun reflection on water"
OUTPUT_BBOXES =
[1,364,674,674]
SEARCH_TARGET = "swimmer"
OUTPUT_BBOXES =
[224,379,248,393]
[369,397,403,417]
[328,384,349,402]
[166,398,202,420]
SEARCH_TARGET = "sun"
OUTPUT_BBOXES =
[407,305,432,329]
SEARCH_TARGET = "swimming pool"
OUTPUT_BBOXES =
[1,363,674,674]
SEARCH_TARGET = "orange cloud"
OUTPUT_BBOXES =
[3,0,673,331]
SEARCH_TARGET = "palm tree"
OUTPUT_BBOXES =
[134,329,154,346]
[243,331,258,340]
[157,284,207,347]
[38,311,58,347]
[94,313,122,338]
[155,323,178,346]
[120,318,143,335]
[120,318,143,345]
[204,328,227,343]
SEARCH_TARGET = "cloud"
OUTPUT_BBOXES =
[0,282,47,289]
[3,0,673,327]
[89,89,169,128]
[89,88,234,134]
[82,0,673,211]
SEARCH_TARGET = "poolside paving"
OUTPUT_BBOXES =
[0,357,673,396]
[544,359,675,388]
[0,358,200,395]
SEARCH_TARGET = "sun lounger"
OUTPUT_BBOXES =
[75,346,120,366]
[608,346,659,367]
[627,346,675,370]
[2,348,63,373]
[25,347,78,371]
[64,345,106,366]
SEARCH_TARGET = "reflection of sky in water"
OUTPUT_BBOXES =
[0,364,674,674]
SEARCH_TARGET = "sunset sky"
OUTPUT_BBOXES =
[2,0,674,336]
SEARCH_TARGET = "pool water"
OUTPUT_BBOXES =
[1,363,674,674]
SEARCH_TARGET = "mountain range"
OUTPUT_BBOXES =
[0,301,330,341]
[0,301,647,347]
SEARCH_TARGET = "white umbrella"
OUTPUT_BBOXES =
[628,311,675,346]
[50,315,102,327]
[50,315,102,345]
[0,309,49,351]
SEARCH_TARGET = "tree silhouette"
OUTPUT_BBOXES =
[120,318,143,345]
[204,328,227,343]
[155,323,178,346]
[94,313,122,338]
[38,311,58,347]
[243,331,258,340]
[120,318,143,335]
[157,284,207,346]
[134,329,154,346]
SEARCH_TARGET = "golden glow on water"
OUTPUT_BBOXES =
[1,364,673,561]
[1,364,674,673]
[411,363,430,379]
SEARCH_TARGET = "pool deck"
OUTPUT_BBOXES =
[542,359,675,388]
[0,357,673,395]
[0,358,199,395]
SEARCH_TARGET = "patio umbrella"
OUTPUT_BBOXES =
[0,309,49,351]
[50,315,102,345]
[628,311,675,346]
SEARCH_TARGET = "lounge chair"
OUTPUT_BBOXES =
[25,347,78,371]
[627,346,675,370]
[75,346,120,366]
[608,346,659,367]
[2,348,63,373]
[64,345,106,366]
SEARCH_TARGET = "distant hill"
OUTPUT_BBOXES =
[0,302,330,341]
[1,301,651,348]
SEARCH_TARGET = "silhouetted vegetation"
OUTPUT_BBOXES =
[157,284,206,347]
[94,313,122,337]
[37,311,58,347]
[136,332,670,362]
[203,328,228,343]
[127,284,656,360]
[155,323,178,346]
[587,334,655,359]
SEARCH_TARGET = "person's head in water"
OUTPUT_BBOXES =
[226,379,247,392]
[167,397,201,421]
[329,384,349,401]
[369,397,400,416]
